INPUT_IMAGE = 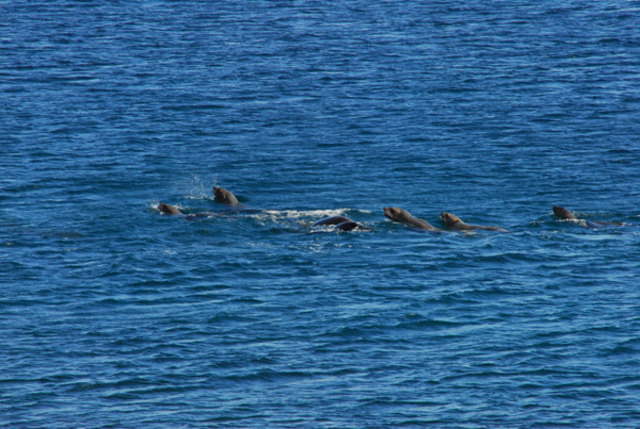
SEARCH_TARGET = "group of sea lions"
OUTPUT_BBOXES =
[158,186,626,232]
[383,207,509,232]
[158,187,244,221]
[159,187,241,215]
[159,187,371,231]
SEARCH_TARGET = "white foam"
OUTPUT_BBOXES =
[260,209,350,219]
[152,202,187,212]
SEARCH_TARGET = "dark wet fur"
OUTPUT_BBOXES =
[312,216,352,227]
[553,206,577,220]
[335,221,370,231]
[213,186,239,206]
[312,216,370,231]
[159,203,182,215]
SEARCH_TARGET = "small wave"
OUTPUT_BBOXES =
[261,209,350,219]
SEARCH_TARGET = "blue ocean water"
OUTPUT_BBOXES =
[2,1,640,427]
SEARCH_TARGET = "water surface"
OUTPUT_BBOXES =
[2,1,640,427]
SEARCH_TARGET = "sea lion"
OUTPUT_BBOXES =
[162,185,372,230]
[158,203,214,220]
[312,216,370,231]
[441,212,508,232]
[213,186,239,206]
[384,207,442,231]
[552,205,624,228]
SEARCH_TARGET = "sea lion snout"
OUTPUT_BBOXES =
[384,207,402,220]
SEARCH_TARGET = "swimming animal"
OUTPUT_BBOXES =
[213,186,239,206]
[552,205,624,228]
[161,187,369,231]
[212,186,264,213]
[158,203,214,220]
[384,207,442,231]
[212,187,369,230]
[158,186,239,215]
[441,212,508,232]
[311,216,370,231]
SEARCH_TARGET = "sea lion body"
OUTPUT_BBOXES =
[161,187,369,230]
[312,216,370,231]
[311,216,352,227]
[335,221,360,231]
[441,212,508,232]
[553,205,625,228]
[384,207,441,231]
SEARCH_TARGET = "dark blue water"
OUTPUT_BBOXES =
[2,1,640,427]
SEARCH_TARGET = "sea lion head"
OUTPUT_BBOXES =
[213,186,239,206]
[159,203,181,215]
[553,206,576,220]
[384,207,408,222]
[441,212,462,226]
